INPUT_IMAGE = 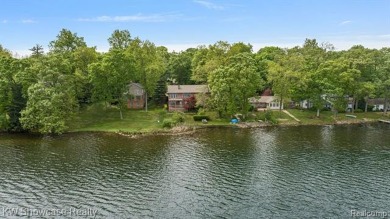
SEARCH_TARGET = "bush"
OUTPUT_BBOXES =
[193,115,210,121]
[162,119,174,128]
[257,110,278,124]
[197,108,206,116]
[172,112,185,123]
[354,109,363,113]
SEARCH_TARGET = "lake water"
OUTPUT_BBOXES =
[0,124,389,218]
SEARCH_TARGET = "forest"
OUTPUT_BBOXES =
[1,28,390,134]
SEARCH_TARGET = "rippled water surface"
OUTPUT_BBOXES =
[0,124,390,218]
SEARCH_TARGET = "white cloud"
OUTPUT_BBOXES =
[78,13,180,23]
[193,0,225,10]
[339,20,352,26]
[21,19,36,24]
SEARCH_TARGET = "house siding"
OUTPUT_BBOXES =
[166,85,209,112]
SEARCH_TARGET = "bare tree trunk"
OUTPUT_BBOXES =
[279,95,283,112]
[384,96,388,115]
[316,108,320,117]
[145,92,148,112]
[364,96,368,113]
[355,99,359,110]
[351,97,355,113]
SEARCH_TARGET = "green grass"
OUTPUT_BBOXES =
[68,104,233,133]
[68,103,168,132]
[68,103,390,134]
[286,109,390,125]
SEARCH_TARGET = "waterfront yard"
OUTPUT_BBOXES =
[68,103,390,133]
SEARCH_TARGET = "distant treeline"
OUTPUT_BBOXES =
[0,28,389,133]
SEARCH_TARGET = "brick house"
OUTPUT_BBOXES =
[167,85,209,111]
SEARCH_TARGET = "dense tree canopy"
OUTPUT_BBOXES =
[0,29,389,134]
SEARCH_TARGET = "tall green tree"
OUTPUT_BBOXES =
[167,48,196,85]
[126,39,166,111]
[89,50,135,119]
[376,48,390,114]
[0,56,27,131]
[108,29,132,50]
[49,29,87,53]
[20,57,77,134]
[267,51,303,111]
[208,53,263,117]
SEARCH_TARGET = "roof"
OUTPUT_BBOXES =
[367,98,387,105]
[128,82,143,89]
[249,96,278,104]
[167,85,209,94]
[127,82,145,96]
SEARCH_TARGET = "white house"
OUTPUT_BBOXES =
[367,98,390,111]
[249,96,283,110]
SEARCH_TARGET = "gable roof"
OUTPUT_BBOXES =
[249,96,278,104]
[167,85,209,94]
[127,82,145,96]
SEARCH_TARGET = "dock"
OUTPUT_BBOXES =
[378,119,390,124]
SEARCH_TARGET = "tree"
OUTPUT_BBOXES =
[49,29,87,53]
[296,39,328,117]
[20,64,77,134]
[29,44,44,57]
[376,48,390,114]
[267,51,303,111]
[191,41,231,83]
[72,46,99,104]
[183,95,196,111]
[89,49,135,119]
[208,53,264,117]
[108,29,132,50]
[0,56,27,131]
[167,48,196,85]
[126,39,166,111]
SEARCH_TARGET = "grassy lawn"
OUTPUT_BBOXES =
[286,109,390,125]
[68,103,390,133]
[68,103,167,132]
[68,104,232,133]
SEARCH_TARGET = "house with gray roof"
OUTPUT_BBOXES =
[166,85,209,111]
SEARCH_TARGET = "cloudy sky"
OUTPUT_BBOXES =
[0,0,389,56]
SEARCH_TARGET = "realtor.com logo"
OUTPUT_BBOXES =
[351,209,389,218]
[0,207,98,218]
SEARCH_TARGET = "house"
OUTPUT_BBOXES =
[249,96,283,110]
[126,83,145,109]
[367,98,390,111]
[167,85,209,111]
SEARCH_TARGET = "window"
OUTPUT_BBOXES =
[170,94,177,98]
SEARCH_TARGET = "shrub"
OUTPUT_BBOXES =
[172,112,185,124]
[354,109,363,113]
[197,108,206,116]
[162,119,174,128]
[263,110,278,124]
[193,115,210,121]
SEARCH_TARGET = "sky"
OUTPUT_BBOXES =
[0,0,389,56]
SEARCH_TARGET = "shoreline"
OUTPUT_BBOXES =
[0,118,383,137]
[73,118,381,138]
